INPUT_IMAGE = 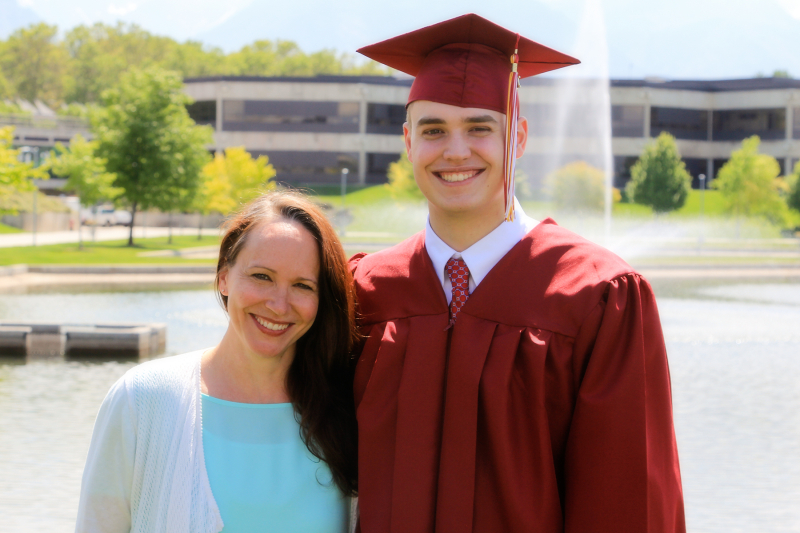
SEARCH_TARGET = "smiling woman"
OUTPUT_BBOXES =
[213,212,322,395]
[75,191,359,533]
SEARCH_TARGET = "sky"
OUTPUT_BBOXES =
[6,0,800,79]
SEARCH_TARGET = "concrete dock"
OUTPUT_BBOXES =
[0,321,167,359]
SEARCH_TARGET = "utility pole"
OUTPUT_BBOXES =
[698,173,706,247]
[340,167,349,208]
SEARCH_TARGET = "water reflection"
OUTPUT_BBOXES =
[656,292,800,533]
[0,359,137,532]
[0,287,228,358]
[0,281,798,532]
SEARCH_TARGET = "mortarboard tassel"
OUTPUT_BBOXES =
[503,35,521,222]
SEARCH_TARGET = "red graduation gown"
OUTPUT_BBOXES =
[350,219,685,533]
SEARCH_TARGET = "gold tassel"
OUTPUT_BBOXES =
[503,35,521,222]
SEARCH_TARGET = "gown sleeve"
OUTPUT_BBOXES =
[75,376,137,533]
[564,274,685,533]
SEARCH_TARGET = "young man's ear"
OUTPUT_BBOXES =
[403,121,413,162]
[516,116,529,158]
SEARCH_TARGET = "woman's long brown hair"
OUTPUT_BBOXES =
[215,190,359,496]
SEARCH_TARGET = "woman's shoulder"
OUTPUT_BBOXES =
[119,349,205,402]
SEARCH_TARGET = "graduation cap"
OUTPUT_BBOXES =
[358,13,579,221]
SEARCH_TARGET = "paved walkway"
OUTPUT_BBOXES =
[0,226,220,248]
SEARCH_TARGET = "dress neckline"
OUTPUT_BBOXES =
[201,393,293,409]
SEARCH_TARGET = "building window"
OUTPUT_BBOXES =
[524,104,558,136]
[187,101,216,128]
[651,107,709,140]
[253,150,358,185]
[525,104,626,138]
[366,153,401,184]
[613,155,639,189]
[793,107,800,139]
[682,158,709,188]
[223,100,360,133]
[367,104,406,135]
[612,105,645,138]
[712,108,786,141]
[712,158,729,180]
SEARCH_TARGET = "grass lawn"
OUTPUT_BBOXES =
[311,185,798,246]
[4,186,796,266]
[675,189,728,216]
[316,184,405,208]
[0,223,21,234]
[316,186,727,217]
[316,185,429,237]
[0,234,220,266]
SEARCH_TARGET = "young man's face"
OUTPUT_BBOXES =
[403,100,527,221]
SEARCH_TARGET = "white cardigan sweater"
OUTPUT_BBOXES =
[76,350,224,533]
[76,351,357,533]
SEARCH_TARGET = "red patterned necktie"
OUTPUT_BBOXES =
[445,256,471,323]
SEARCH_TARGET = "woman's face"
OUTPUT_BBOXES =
[218,217,320,363]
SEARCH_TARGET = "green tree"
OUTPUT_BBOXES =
[193,162,234,239]
[57,103,93,119]
[226,40,389,77]
[1,22,388,104]
[0,101,29,116]
[627,132,691,213]
[193,147,275,238]
[223,147,276,204]
[92,67,213,245]
[0,23,67,104]
[0,126,48,205]
[545,161,606,212]
[64,23,166,104]
[385,150,423,201]
[513,168,533,200]
[162,40,229,79]
[62,23,229,103]
[0,68,12,99]
[713,136,787,234]
[788,161,800,215]
[197,147,276,209]
[51,134,121,248]
[62,24,115,104]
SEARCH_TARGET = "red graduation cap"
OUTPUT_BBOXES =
[358,13,579,221]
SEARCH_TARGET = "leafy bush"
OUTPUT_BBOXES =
[385,150,424,201]
[545,161,606,212]
[713,136,787,226]
[788,161,800,215]
[627,132,691,213]
[0,101,30,116]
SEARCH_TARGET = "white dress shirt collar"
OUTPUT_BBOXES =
[425,198,538,292]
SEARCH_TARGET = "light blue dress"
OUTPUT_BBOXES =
[201,394,348,533]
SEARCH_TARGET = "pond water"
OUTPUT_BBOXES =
[0,279,799,533]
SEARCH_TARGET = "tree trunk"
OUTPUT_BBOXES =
[78,217,83,251]
[168,212,173,244]
[128,202,137,246]
[197,213,203,240]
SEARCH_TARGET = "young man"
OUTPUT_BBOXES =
[349,14,685,533]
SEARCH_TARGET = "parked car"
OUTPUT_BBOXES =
[81,207,132,226]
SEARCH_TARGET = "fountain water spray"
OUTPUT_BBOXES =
[521,0,614,245]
